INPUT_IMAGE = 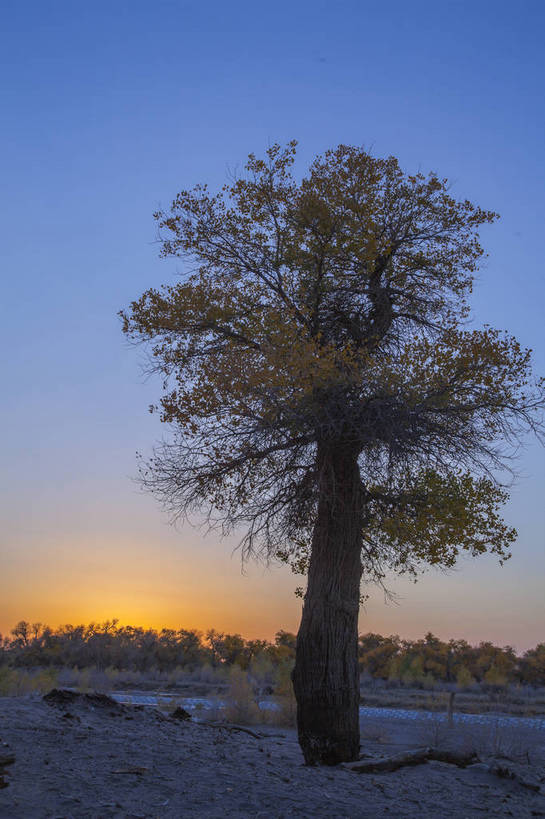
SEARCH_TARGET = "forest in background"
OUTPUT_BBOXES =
[1,620,543,687]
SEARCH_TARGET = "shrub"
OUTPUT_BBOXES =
[249,652,275,693]
[484,665,508,688]
[271,660,297,727]
[0,666,18,695]
[457,666,476,689]
[223,666,261,725]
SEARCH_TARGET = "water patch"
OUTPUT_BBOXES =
[110,691,545,731]
[359,705,545,731]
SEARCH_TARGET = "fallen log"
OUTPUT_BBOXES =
[426,748,479,767]
[343,747,478,774]
[343,748,542,794]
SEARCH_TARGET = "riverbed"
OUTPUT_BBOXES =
[110,690,545,731]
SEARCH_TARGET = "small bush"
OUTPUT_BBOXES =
[0,667,58,696]
[269,660,296,727]
[0,666,18,695]
[223,666,261,725]
[484,665,508,688]
[31,668,59,693]
[249,652,275,693]
[457,666,476,689]
[76,668,92,692]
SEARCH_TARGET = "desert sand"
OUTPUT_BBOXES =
[1,692,544,818]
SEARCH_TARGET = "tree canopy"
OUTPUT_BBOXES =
[121,142,543,581]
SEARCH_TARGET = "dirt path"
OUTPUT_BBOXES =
[1,694,544,818]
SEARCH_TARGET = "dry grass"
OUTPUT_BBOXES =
[458,721,535,764]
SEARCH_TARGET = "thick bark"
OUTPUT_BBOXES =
[292,440,363,765]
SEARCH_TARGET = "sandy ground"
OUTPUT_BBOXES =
[1,693,544,818]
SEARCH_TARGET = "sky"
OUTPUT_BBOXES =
[1,0,544,652]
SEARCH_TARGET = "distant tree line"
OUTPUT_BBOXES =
[0,621,296,673]
[1,621,543,686]
[358,632,545,687]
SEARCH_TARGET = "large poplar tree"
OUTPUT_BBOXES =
[121,143,544,765]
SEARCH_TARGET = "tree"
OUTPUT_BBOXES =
[121,143,544,764]
[358,633,400,678]
[519,643,545,685]
[10,621,31,648]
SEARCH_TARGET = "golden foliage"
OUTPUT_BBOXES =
[121,143,544,577]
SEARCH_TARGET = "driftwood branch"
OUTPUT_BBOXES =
[200,720,264,740]
[343,746,478,773]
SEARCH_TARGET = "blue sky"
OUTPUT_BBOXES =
[1,0,543,649]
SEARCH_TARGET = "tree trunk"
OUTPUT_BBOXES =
[292,440,363,765]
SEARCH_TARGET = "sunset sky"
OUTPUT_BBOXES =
[1,1,543,652]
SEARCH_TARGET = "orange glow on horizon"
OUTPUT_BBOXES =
[3,532,543,653]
